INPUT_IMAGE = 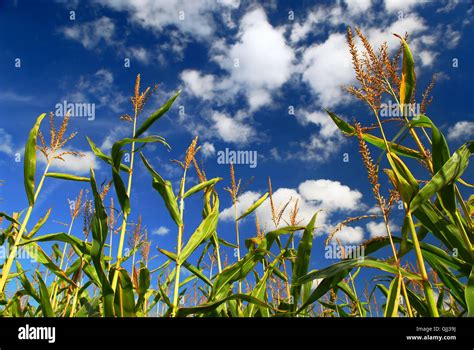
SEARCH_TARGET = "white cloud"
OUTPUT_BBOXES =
[152,226,170,236]
[344,0,372,15]
[220,191,261,221]
[61,17,115,49]
[39,150,98,175]
[128,47,150,63]
[332,226,365,243]
[366,220,400,238]
[220,179,364,243]
[180,70,215,100]
[447,121,474,141]
[384,0,427,12]
[201,142,216,158]
[0,129,14,155]
[301,33,354,108]
[212,7,295,110]
[211,111,255,144]
[95,0,238,40]
[100,125,130,151]
[298,179,363,211]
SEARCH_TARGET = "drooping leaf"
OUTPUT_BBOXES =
[86,136,130,172]
[140,152,182,226]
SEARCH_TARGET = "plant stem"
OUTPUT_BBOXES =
[171,170,187,317]
[0,162,50,294]
[406,210,439,317]
[234,204,242,294]
[112,112,138,292]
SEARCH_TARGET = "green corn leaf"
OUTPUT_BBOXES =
[237,192,269,221]
[24,113,46,205]
[291,213,317,310]
[211,250,265,301]
[16,262,40,303]
[19,232,91,256]
[0,212,20,225]
[112,268,136,317]
[86,136,130,172]
[179,197,219,263]
[183,177,223,199]
[410,141,474,212]
[111,136,169,215]
[384,275,401,317]
[26,208,51,238]
[36,271,54,317]
[45,173,90,182]
[326,109,422,159]
[176,294,273,317]
[20,242,76,286]
[296,257,422,286]
[89,168,115,317]
[394,34,416,107]
[297,270,348,313]
[466,267,474,317]
[387,153,419,203]
[140,152,182,226]
[134,90,181,138]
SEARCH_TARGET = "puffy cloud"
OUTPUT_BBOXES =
[220,179,364,243]
[212,7,295,110]
[343,0,373,15]
[366,221,400,238]
[201,142,216,158]
[301,33,354,108]
[211,111,255,144]
[220,191,261,221]
[332,226,365,243]
[180,70,216,100]
[96,0,238,40]
[298,179,363,211]
[39,150,98,175]
[60,17,115,49]
[447,121,474,141]
[384,0,427,12]
[152,226,170,236]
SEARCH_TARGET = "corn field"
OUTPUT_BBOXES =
[0,28,473,318]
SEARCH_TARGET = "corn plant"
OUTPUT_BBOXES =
[0,28,472,318]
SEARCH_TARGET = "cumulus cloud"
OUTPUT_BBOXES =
[220,179,364,243]
[332,226,364,243]
[211,111,255,144]
[96,0,239,40]
[152,226,170,236]
[60,17,115,49]
[212,7,295,111]
[201,142,216,158]
[39,150,98,175]
[366,221,400,238]
[180,70,216,100]
[220,191,261,221]
[447,121,474,141]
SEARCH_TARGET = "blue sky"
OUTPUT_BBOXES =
[0,0,473,297]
